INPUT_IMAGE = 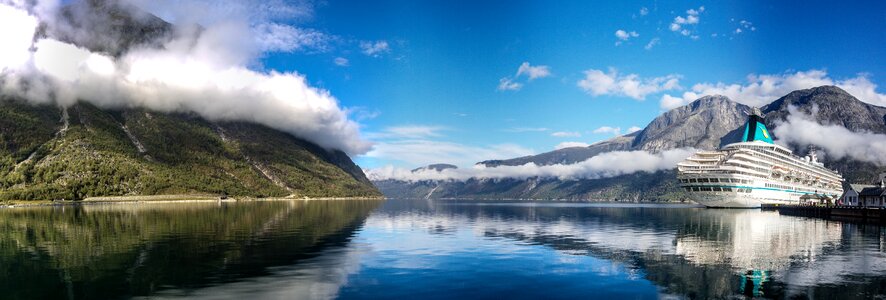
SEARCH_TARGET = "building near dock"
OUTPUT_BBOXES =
[859,183,886,208]
[842,173,886,208]
[842,184,874,206]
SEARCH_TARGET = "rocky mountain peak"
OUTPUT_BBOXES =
[43,0,174,56]
[633,95,749,151]
[690,95,733,107]
[763,85,886,133]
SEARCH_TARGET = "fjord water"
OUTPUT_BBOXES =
[2,200,885,299]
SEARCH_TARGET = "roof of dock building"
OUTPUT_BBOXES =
[859,186,886,197]
[849,184,876,192]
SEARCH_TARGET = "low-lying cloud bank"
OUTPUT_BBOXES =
[0,1,369,154]
[774,106,886,166]
[366,148,696,182]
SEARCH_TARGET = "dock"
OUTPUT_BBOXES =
[762,204,886,223]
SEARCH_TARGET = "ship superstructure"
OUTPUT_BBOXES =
[676,108,843,208]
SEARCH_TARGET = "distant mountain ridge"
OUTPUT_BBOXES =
[375,86,886,201]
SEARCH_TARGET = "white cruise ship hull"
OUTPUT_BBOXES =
[686,189,816,208]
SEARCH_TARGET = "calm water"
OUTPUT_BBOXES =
[2,199,886,299]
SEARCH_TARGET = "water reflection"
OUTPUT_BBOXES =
[2,199,885,299]
[0,200,381,299]
[356,200,886,299]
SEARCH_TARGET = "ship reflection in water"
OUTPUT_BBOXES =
[1,199,885,299]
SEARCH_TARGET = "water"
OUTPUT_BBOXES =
[2,199,885,299]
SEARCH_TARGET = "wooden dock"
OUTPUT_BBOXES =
[762,204,886,223]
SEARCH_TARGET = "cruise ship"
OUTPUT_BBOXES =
[676,108,844,208]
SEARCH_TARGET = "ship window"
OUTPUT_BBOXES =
[689,179,697,183]
[723,187,733,192]
[684,187,691,191]
[700,178,709,183]
[712,178,721,183]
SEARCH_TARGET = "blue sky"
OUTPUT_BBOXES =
[254,0,886,169]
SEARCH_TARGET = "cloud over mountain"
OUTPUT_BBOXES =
[774,106,886,165]
[0,0,370,154]
[366,148,696,182]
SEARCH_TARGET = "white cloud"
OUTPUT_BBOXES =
[660,94,692,110]
[644,38,660,50]
[0,2,370,154]
[125,0,326,54]
[774,106,886,165]
[334,57,349,66]
[626,126,643,134]
[347,106,380,121]
[555,142,590,150]
[0,4,37,71]
[551,131,581,138]
[365,148,696,181]
[577,68,681,100]
[499,62,551,90]
[614,30,639,45]
[359,40,390,57]
[361,123,534,167]
[670,6,704,37]
[516,62,552,80]
[253,23,332,53]
[658,69,886,109]
[639,7,649,16]
[497,77,522,91]
[363,140,534,168]
[593,126,622,136]
[735,20,756,34]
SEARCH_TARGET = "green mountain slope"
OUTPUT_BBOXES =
[0,97,380,200]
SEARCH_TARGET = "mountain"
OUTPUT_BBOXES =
[480,133,637,167]
[42,0,175,56]
[0,97,380,200]
[480,95,748,168]
[762,85,886,183]
[374,86,886,201]
[0,1,380,200]
[762,85,886,133]
[632,95,749,151]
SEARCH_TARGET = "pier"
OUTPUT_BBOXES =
[762,204,886,223]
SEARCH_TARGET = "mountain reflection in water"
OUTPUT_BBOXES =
[1,199,885,299]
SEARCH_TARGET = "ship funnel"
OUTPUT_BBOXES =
[741,107,774,144]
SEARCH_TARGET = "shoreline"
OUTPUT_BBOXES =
[433,198,692,204]
[0,195,387,208]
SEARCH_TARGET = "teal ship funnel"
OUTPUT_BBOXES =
[741,107,774,144]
